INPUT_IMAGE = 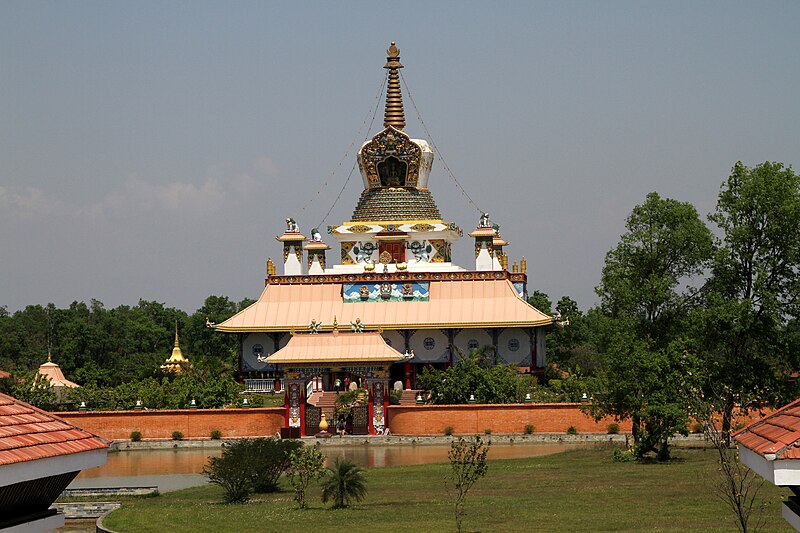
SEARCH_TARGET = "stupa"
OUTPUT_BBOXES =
[161,324,191,373]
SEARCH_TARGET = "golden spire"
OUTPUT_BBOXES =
[383,42,405,130]
[174,321,180,349]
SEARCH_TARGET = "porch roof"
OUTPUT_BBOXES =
[268,331,405,364]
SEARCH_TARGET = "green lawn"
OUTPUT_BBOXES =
[102,446,793,532]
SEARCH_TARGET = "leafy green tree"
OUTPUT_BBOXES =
[526,290,552,314]
[700,161,800,439]
[447,436,491,533]
[417,353,521,404]
[592,192,713,458]
[287,444,326,509]
[321,458,368,509]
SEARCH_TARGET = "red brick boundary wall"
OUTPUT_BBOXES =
[387,403,630,435]
[59,408,285,441]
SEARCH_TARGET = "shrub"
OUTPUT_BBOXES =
[524,424,534,435]
[130,430,142,442]
[287,444,326,509]
[612,447,635,463]
[444,426,454,436]
[203,442,253,503]
[321,458,368,509]
[210,429,222,440]
[566,426,577,435]
[246,438,303,493]
[607,423,620,434]
[484,428,492,435]
[691,421,704,434]
[172,431,184,441]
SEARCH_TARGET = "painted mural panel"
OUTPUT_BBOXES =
[242,333,275,371]
[453,328,493,360]
[381,330,405,352]
[496,328,532,366]
[343,281,429,302]
[409,329,449,363]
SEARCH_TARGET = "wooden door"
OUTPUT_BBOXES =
[379,242,405,263]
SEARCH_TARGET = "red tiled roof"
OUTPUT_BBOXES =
[735,399,800,459]
[0,393,108,466]
[0,370,10,379]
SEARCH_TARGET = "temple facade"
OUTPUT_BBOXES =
[216,43,557,435]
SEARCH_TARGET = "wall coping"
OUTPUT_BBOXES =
[58,407,285,416]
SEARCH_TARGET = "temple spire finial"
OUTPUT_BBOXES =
[174,321,180,348]
[383,42,406,130]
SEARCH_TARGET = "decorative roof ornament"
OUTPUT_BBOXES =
[162,322,191,373]
[351,318,365,333]
[383,42,405,130]
[308,319,322,334]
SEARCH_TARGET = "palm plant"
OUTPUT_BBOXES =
[321,458,367,508]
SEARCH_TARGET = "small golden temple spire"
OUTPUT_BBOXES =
[174,321,180,349]
[383,42,406,130]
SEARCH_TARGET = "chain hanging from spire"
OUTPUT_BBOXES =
[383,42,405,129]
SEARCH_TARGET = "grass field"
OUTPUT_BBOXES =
[101,445,793,532]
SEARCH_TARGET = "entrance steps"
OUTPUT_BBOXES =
[399,389,423,406]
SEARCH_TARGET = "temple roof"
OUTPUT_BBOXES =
[216,278,551,333]
[0,393,108,467]
[268,331,404,364]
[38,355,78,388]
[351,187,442,221]
[735,399,800,459]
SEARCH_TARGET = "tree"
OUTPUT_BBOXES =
[592,192,713,458]
[447,436,490,533]
[416,353,521,404]
[701,161,800,439]
[286,444,326,509]
[321,458,368,509]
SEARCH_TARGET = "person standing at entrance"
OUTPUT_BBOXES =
[335,377,341,394]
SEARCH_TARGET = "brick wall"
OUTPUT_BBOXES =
[59,408,285,441]
[387,403,630,435]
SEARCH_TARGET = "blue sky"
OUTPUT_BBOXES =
[2,1,799,312]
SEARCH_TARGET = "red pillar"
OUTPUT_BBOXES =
[404,360,412,389]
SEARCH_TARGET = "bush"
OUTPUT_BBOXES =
[691,421,704,434]
[607,423,620,434]
[246,438,303,493]
[287,444,326,509]
[444,426,454,436]
[566,426,577,435]
[203,442,254,503]
[130,430,142,442]
[484,428,492,435]
[524,424,534,435]
[612,447,635,463]
[172,431,184,441]
[210,429,222,440]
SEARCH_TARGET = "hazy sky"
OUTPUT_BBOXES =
[2,1,798,313]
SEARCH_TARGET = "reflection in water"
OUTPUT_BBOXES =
[78,442,583,479]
